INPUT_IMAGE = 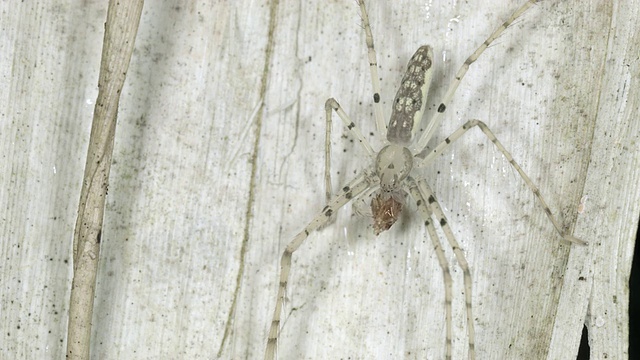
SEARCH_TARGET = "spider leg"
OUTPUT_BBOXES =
[324,98,376,201]
[323,98,376,225]
[414,0,540,153]
[322,0,388,200]
[356,0,387,138]
[265,172,375,360]
[416,119,586,245]
[409,177,476,360]
[407,181,454,360]
[325,98,375,159]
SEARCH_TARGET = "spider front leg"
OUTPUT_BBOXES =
[322,98,377,226]
[265,172,374,360]
[416,119,587,246]
[356,0,387,137]
[323,98,375,203]
[414,0,540,153]
[408,178,476,360]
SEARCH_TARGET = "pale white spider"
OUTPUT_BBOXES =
[265,1,586,359]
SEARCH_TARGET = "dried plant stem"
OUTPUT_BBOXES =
[66,1,144,359]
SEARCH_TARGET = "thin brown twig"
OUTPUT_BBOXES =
[66,1,144,359]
